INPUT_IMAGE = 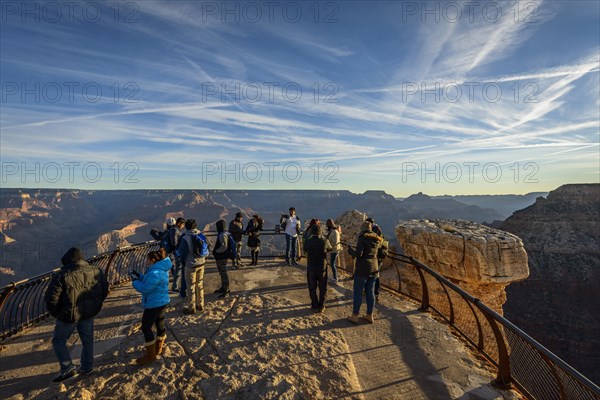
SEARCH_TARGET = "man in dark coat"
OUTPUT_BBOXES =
[303,224,332,312]
[347,221,383,324]
[45,247,109,382]
[229,212,245,268]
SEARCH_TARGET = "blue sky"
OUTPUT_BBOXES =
[1,0,598,196]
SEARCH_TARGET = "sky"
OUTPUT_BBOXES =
[1,0,599,196]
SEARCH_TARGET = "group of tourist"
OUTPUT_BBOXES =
[43,207,388,382]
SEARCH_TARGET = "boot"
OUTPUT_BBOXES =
[254,251,259,265]
[155,335,166,356]
[348,314,359,324]
[136,340,157,365]
[213,287,225,294]
[362,313,374,324]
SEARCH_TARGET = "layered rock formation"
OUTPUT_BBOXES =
[501,184,600,384]
[396,219,529,314]
[334,210,368,272]
[95,220,148,253]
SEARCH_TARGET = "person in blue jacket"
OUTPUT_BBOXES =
[131,248,171,365]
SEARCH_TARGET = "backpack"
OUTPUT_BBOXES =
[214,232,236,259]
[161,227,176,253]
[191,232,209,258]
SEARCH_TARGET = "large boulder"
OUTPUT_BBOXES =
[396,219,529,314]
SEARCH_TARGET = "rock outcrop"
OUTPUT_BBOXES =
[395,219,529,314]
[96,220,148,253]
[334,210,369,271]
[500,183,600,384]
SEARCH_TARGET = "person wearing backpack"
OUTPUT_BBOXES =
[213,219,237,297]
[178,219,208,314]
[303,223,332,313]
[162,217,185,293]
[229,212,245,269]
[245,215,263,266]
[372,224,388,302]
[325,219,342,283]
[347,221,383,325]
[45,247,109,382]
[283,207,301,266]
[131,248,171,365]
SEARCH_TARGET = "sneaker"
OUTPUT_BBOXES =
[362,314,374,324]
[52,368,79,383]
[218,290,230,298]
[348,314,359,324]
[77,367,94,376]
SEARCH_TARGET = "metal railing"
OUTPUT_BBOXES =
[339,242,600,400]
[0,230,287,341]
[2,232,599,399]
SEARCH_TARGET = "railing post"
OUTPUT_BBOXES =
[409,257,429,311]
[476,301,512,389]
[104,249,121,285]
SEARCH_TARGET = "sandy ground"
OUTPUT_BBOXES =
[0,258,521,400]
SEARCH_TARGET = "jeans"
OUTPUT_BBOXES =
[180,269,187,298]
[235,241,243,265]
[141,305,167,343]
[170,254,182,291]
[307,268,328,309]
[329,252,339,280]
[285,234,297,262]
[353,276,376,315]
[52,318,94,374]
[216,259,229,290]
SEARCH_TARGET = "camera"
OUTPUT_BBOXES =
[280,214,289,224]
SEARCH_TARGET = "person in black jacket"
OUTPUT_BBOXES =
[303,223,332,312]
[45,247,109,382]
[213,219,236,297]
[229,212,245,269]
[245,215,263,266]
[347,221,383,324]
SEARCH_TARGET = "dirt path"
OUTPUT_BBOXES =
[0,259,519,400]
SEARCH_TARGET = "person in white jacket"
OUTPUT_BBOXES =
[325,219,342,282]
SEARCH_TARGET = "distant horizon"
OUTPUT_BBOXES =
[1,185,567,198]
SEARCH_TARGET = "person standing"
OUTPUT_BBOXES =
[325,219,342,282]
[45,247,109,382]
[131,248,171,365]
[213,219,236,297]
[303,224,332,312]
[162,217,185,293]
[347,221,383,324]
[283,207,301,266]
[245,215,263,266]
[229,212,245,269]
[372,224,388,302]
[178,219,208,314]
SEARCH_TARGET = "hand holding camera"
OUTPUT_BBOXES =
[129,270,140,280]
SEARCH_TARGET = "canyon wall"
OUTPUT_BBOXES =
[501,184,600,384]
